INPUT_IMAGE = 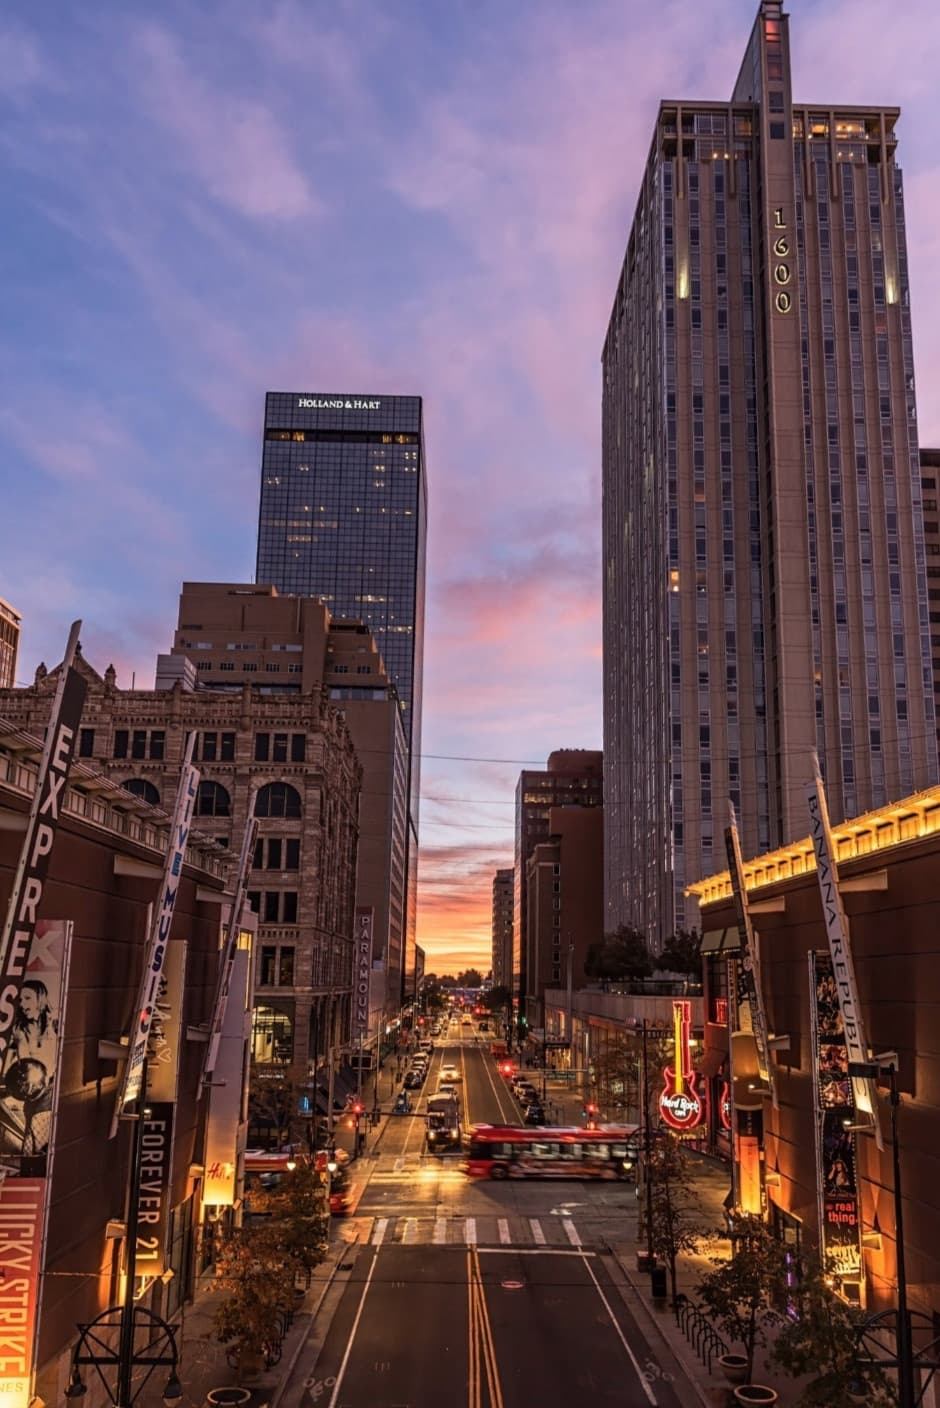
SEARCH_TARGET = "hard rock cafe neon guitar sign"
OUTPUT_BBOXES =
[658,999,705,1131]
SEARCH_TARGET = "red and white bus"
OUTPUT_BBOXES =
[461,1124,639,1180]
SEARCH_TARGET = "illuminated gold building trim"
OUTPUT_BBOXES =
[687,786,940,907]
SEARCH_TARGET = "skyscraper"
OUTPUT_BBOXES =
[0,598,21,690]
[602,0,937,942]
[491,868,514,992]
[257,393,428,990]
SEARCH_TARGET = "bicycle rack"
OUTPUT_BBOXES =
[673,1293,728,1373]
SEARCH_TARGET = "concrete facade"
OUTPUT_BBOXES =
[525,805,603,1027]
[602,0,937,945]
[491,868,513,991]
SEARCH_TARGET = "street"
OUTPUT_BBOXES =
[283,1034,688,1408]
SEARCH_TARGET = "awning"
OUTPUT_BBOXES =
[697,1047,727,1079]
[700,926,741,954]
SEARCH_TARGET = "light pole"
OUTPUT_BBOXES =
[847,1054,914,1408]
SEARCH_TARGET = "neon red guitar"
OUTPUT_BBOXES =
[658,1000,704,1131]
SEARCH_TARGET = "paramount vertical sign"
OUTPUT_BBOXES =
[114,734,199,1128]
[352,908,374,1039]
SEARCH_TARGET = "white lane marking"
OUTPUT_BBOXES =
[478,1247,596,1257]
[393,1156,404,1172]
[579,1251,658,1405]
[530,1218,546,1245]
[371,1217,388,1247]
[563,1218,581,1247]
[401,1218,418,1244]
[465,1217,477,1244]
[433,1217,447,1244]
[327,1251,379,1408]
[498,1218,511,1245]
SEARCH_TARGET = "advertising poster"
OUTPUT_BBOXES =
[0,919,73,1408]
[810,951,863,1285]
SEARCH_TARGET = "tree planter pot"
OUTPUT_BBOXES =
[732,1387,777,1406]
[718,1354,749,1385]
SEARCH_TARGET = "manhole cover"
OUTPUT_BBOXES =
[207,1389,251,1406]
[501,1280,525,1290]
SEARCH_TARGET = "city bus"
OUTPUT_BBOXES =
[461,1124,639,1180]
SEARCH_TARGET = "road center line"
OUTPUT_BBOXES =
[327,1250,379,1408]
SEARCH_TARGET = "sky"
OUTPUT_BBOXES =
[2,0,939,975]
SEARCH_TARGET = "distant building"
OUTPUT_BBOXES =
[0,636,361,1074]
[514,751,603,1029]
[491,868,514,990]
[0,597,21,689]
[164,582,410,1040]
[525,805,604,1029]
[603,0,938,945]
[257,392,428,1001]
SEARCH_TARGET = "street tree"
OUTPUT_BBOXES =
[584,926,653,983]
[770,1259,896,1407]
[249,1160,330,1285]
[248,1063,311,1150]
[480,984,511,1013]
[648,1133,701,1307]
[455,968,485,988]
[696,1214,787,1386]
[656,928,703,979]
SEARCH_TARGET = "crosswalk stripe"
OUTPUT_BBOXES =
[498,1218,511,1244]
[465,1217,477,1244]
[433,1217,447,1244]
[402,1218,418,1244]
[563,1218,581,1247]
[372,1217,388,1247]
[530,1218,546,1245]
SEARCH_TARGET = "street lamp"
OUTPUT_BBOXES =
[65,1305,181,1407]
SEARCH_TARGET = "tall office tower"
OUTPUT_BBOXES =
[491,868,514,991]
[513,751,603,1028]
[0,598,21,690]
[602,0,938,942]
[525,805,603,1027]
[921,449,940,764]
[258,393,427,998]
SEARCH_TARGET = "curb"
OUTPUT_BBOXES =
[268,1237,360,1408]
[609,1250,717,1408]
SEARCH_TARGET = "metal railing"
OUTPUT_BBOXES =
[673,1293,729,1372]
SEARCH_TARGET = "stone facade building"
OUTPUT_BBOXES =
[0,643,361,1072]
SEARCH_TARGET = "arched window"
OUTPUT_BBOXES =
[255,782,302,819]
[195,780,231,818]
[250,1004,294,1065]
[122,778,160,806]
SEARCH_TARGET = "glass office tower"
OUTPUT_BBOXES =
[257,392,428,994]
[602,0,937,942]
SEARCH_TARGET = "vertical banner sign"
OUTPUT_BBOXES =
[810,950,864,1287]
[658,1000,705,1131]
[113,735,199,1131]
[135,941,185,1274]
[724,808,774,1102]
[0,623,85,1066]
[204,948,252,1206]
[806,762,881,1144]
[199,801,258,1097]
[0,919,74,1408]
[353,908,374,1039]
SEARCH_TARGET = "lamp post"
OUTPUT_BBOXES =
[846,1055,914,1408]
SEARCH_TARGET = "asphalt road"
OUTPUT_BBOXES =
[287,1030,690,1408]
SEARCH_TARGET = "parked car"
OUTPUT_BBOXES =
[522,1103,546,1126]
[418,1039,434,1054]
[515,1083,539,1105]
[404,1069,425,1089]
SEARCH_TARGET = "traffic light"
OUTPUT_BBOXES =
[351,1102,364,1117]
[501,1061,513,1077]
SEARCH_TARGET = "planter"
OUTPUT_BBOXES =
[235,1350,264,1385]
[732,1387,778,1406]
[635,1249,654,1273]
[717,1354,749,1385]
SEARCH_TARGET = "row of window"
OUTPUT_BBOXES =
[120,778,303,820]
[85,729,311,764]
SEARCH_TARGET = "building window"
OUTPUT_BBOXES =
[262,891,298,924]
[115,729,163,760]
[195,780,232,817]
[255,732,305,763]
[199,731,236,762]
[255,782,302,819]
[79,728,95,758]
[253,837,301,870]
[250,1003,293,1064]
[113,730,129,759]
[122,778,160,806]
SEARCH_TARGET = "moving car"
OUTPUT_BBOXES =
[439,1063,460,1082]
[436,1082,459,1102]
[522,1103,546,1126]
[515,1083,539,1106]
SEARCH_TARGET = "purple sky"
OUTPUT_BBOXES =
[2,0,938,972]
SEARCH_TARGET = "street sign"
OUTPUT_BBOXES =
[543,1040,571,1050]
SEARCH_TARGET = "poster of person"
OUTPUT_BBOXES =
[0,920,72,1178]
[810,950,863,1281]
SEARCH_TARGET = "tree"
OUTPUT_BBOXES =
[248,1064,311,1150]
[584,926,653,983]
[214,1224,297,1368]
[249,1160,330,1283]
[770,1260,896,1407]
[480,984,511,1014]
[648,1133,701,1307]
[696,1215,787,1386]
[455,968,484,988]
[657,928,703,979]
